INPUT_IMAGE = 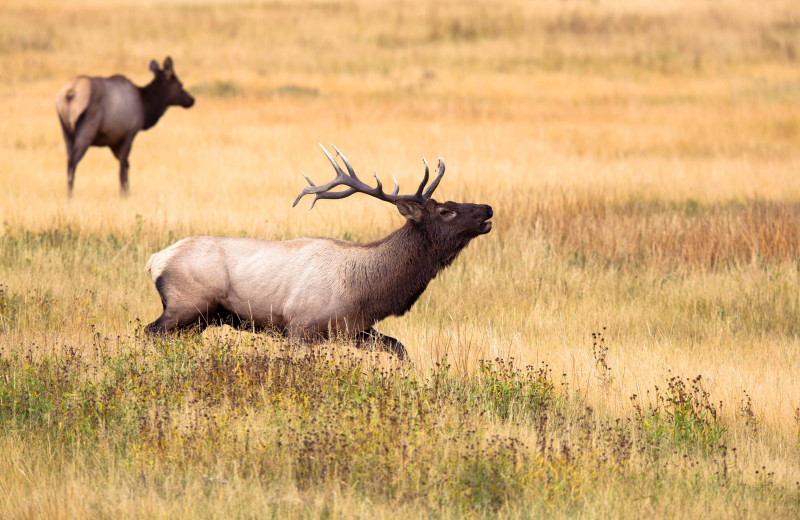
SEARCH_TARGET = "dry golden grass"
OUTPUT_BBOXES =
[1,0,800,517]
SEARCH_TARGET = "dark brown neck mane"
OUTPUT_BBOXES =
[138,79,170,130]
[347,220,473,324]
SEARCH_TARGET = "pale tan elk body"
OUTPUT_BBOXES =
[145,145,493,360]
[56,57,194,197]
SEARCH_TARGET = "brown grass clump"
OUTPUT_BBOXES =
[525,193,800,270]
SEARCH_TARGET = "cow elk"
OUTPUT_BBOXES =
[144,144,493,360]
[56,56,194,197]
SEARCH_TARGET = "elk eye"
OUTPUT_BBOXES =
[438,208,455,217]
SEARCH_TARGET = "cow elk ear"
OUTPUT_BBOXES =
[163,57,174,80]
[149,60,160,74]
[396,200,424,222]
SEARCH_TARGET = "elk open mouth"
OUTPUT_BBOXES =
[477,207,493,234]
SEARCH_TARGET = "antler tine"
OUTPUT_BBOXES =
[332,144,399,197]
[331,144,358,179]
[414,158,430,199]
[300,173,316,187]
[371,173,400,195]
[292,144,360,208]
[291,173,327,209]
[319,143,348,180]
[422,158,445,200]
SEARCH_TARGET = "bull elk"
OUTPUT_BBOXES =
[56,57,194,197]
[144,145,493,360]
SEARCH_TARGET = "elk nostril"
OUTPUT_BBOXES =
[486,206,493,218]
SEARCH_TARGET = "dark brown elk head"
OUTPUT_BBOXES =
[148,57,195,109]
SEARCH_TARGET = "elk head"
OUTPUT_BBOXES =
[149,56,195,108]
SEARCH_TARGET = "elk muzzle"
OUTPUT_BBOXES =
[478,205,493,234]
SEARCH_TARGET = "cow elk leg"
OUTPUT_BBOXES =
[66,112,102,197]
[111,135,135,196]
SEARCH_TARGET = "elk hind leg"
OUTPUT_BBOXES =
[145,277,216,335]
[65,111,101,197]
[58,120,78,198]
[145,305,211,335]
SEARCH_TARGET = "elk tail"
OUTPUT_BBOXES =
[56,77,91,134]
[145,238,190,280]
[145,254,156,274]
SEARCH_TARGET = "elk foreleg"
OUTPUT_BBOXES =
[358,328,409,361]
[111,134,135,196]
[144,275,218,334]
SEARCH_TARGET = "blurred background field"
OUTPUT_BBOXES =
[1,0,800,517]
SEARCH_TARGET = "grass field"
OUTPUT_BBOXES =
[2,0,800,517]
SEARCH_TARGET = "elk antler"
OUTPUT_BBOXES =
[293,144,445,210]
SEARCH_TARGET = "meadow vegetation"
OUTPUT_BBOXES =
[1,0,800,517]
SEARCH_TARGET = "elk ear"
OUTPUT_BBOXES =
[149,60,160,74]
[396,200,424,222]
[163,57,174,80]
